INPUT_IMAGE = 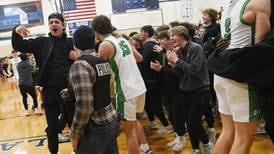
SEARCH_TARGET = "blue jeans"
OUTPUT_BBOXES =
[76,119,119,154]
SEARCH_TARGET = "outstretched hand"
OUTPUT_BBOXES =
[15,26,30,38]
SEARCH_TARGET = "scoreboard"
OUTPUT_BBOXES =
[0,1,44,32]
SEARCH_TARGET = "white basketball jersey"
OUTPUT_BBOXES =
[221,0,254,49]
[105,36,146,101]
[10,57,21,80]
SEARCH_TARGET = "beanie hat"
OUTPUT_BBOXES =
[73,25,95,50]
[48,13,64,23]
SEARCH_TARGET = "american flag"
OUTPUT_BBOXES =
[63,0,96,22]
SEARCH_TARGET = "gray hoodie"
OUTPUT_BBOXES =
[17,61,34,85]
[174,41,210,91]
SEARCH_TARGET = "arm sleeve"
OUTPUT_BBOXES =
[11,26,41,54]
[69,61,96,139]
[174,45,204,76]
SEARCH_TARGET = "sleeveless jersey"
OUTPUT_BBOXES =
[10,57,21,80]
[221,0,254,49]
[105,36,146,115]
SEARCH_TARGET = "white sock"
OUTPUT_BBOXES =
[140,144,150,151]
[178,136,185,142]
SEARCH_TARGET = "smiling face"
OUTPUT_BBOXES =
[202,13,211,25]
[48,18,64,37]
[169,32,184,48]
[160,37,172,50]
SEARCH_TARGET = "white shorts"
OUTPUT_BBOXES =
[123,93,146,121]
[7,76,18,84]
[214,75,262,122]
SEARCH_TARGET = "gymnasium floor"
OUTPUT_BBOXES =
[0,79,273,154]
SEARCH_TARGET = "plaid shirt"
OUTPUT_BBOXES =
[69,51,117,140]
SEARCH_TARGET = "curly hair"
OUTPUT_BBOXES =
[92,15,113,35]
[202,8,219,23]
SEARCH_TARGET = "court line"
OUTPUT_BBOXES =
[0,113,44,120]
[0,132,69,143]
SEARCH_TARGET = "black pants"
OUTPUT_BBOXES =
[19,84,38,110]
[145,82,169,127]
[162,92,178,132]
[173,93,186,136]
[261,88,274,143]
[42,88,62,154]
[59,100,75,133]
[177,90,210,149]
[203,97,215,128]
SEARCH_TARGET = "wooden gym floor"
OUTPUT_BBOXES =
[0,78,273,154]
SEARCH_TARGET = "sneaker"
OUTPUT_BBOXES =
[255,126,267,134]
[171,136,186,152]
[167,137,178,147]
[144,121,158,131]
[204,141,214,154]
[192,149,201,154]
[140,149,153,154]
[208,128,216,143]
[58,134,70,143]
[34,108,42,115]
[156,125,173,135]
[23,110,30,116]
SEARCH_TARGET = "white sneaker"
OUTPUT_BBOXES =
[171,136,186,152]
[167,137,178,147]
[34,108,42,115]
[156,125,173,135]
[144,121,158,131]
[192,149,201,154]
[204,141,214,154]
[58,134,70,143]
[23,110,30,116]
[208,128,216,143]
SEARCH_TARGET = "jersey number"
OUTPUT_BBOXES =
[119,40,131,57]
[224,17,231,40]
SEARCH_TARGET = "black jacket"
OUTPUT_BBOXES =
[202,23,221,57]
[139,38,162,82]
[12,27,74,88]
[174,41,210,92]
[207,29,274,90]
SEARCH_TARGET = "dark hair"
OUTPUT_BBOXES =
[156,24,170,33]
[129,32,138,37]
[92,15,113,35]
[11,50,17,53]
[202,8,219,23]
[180,22,196,38]
[169,21,181,27]
[121,34,129,40]
[48,13,64,23]
[158,30,169,39]
[19,53,27,61]
[141,25,154,37]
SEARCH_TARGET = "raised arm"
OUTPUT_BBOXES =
[12,26,42,53]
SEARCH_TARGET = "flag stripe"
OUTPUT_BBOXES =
[63,0,96,22]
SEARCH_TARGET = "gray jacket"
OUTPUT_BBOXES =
[17,61,34,85]
[174,41,210,92]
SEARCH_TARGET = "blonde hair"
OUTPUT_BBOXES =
[169,26,190,40]
[132,34,143,44]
